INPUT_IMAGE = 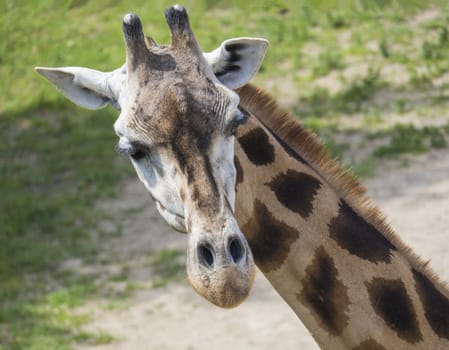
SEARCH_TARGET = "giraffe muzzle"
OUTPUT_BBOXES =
[188,228,255,309]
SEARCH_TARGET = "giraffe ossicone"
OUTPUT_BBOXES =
[36,5,449,349]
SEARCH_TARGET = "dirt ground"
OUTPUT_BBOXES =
[75,149,449,350]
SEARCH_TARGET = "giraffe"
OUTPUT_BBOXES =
[35,6,449,349]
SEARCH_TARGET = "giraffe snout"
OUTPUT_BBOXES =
[188,230,255,308]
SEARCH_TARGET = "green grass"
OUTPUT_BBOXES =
[374,123,449,158]
[1,0,447,114]
[3,0,449,348]
[296,68,387,117]
[312,48,345,77]
[0,108,128,278]
[0,107,131,349]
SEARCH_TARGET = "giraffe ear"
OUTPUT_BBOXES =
[35,65,126,110]
[204,37,269,89]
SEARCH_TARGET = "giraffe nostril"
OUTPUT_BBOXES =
[198,242,215,269]
[228,237,245,264]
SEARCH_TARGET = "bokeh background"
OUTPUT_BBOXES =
[2,1,449,349]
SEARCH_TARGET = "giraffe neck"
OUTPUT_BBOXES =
[234,84,449,349]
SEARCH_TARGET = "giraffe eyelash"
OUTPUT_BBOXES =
[115,141,149,160]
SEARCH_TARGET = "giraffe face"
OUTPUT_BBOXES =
[35,5,268,308]
[113,7,255,308]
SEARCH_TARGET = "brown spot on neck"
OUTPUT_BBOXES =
[412,268,449,340]
[297,246,349,336]
[328,201,396,263]
[238,127,275,166]
[266,169,321,219]
[241,199,299,273]
[365,277,422,343]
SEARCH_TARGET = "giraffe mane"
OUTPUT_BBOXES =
[237,83,448,293]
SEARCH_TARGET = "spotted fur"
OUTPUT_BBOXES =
[241,199,300,273]
[413,268,449,340]
[236,84,449,348]
[366,277,422,343]
[297,246,349,336]
[328,201,396,263]
[238,127,275,166]
[237,83,449,300]
[266,169,321,218]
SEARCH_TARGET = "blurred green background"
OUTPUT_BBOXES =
[2,0,449,348]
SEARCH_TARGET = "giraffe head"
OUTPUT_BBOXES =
[35,6,268,308]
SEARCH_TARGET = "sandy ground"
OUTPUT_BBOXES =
[75,149,449,350]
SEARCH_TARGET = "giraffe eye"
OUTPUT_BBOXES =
[228,109,249,136]
[115,141,148,160]
[129,145,147,160]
